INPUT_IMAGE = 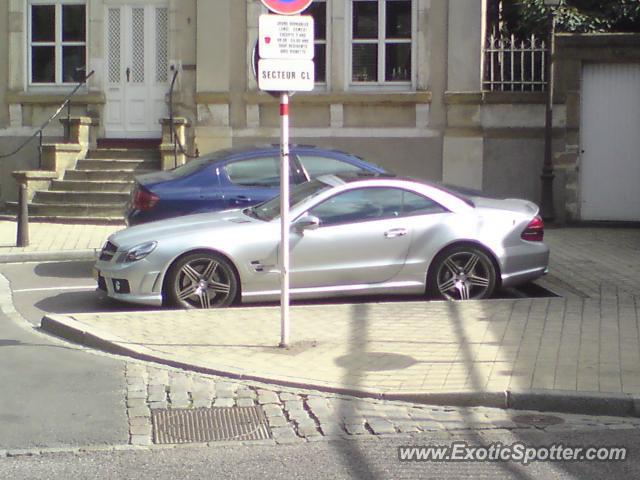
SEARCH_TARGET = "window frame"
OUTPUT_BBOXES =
[27,0,87,87]
[347,0,417,91]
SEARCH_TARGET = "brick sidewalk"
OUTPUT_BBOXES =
[0,220,122,261]
[44,293,640,397]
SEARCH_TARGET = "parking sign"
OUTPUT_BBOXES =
[260,0,314,15]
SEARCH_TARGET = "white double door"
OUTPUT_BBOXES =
[104,4,169,138]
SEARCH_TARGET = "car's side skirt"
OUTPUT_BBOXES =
[241,280,425,303]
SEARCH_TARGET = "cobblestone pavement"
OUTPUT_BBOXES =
[123,362,640,448]
[541,227,640,298]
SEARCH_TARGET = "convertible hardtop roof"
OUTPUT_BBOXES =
[329,174,479,206]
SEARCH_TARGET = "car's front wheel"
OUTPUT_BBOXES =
[166,252,238,309]
[427,245,497,300]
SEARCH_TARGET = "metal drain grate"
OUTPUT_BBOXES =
[152,406,271,444]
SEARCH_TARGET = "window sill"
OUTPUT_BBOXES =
[243,91,432,105]
[6,90,106,105]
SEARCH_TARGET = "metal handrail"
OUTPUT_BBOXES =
[0,70,95,167]
[168,68,198,166]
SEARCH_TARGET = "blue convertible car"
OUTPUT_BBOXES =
[126,145,388,225]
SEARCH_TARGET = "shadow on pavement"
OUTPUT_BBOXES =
[34,260,96,279]
[34,290,157,315]
[0,336,78,351]
[338,303,381,479]
[445,301,531,480]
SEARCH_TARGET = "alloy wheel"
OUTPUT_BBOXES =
[168,253,237,308]
[431,247,496,300]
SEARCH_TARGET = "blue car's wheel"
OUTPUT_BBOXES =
[166,252,238,309]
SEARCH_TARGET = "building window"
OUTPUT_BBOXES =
[29,1,87,85]
[350,0,413,86]
[303,0,327,84]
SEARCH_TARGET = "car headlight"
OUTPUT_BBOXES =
[120,241,157,263]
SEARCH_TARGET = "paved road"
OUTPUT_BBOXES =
[1,428,638,479]
[0,302,128,449]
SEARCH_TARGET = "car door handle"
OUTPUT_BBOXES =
[232,195,252,203]
[384,228,407,238]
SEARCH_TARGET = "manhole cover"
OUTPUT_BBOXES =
[335,352,417,371]
[512,414,565,428]
[152,406,271,444]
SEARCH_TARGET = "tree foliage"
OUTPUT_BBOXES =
[494,0,640,37]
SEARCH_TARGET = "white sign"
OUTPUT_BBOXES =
[259,14,314,60]
[258,58,315,92]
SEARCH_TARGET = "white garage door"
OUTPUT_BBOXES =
[580,63,640,221]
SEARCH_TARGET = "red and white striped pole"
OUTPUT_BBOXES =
[279,93,290,348]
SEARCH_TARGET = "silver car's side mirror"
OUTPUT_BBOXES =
[293,214,320,231]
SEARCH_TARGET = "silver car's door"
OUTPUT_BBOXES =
[288,187,413,288]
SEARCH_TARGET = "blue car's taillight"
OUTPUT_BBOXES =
[133,186,159,211]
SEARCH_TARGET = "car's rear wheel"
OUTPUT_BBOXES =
[428,245,496,300]
[166,252,238,309]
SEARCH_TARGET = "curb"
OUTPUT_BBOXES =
[40,313,640,419]
[0,249,98,263]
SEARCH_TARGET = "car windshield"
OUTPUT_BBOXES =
[244,179,332,221]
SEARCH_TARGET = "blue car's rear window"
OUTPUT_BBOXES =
[167,150,234,177]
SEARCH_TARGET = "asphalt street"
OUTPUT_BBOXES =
[1,428,639,480]
[0,301,128,449]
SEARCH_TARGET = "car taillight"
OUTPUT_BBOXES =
[521,215,544,241]
[133,186,159,211]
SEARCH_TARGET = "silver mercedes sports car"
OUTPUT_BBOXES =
[94,175,549,308]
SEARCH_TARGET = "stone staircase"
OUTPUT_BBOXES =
[8,147,160,224]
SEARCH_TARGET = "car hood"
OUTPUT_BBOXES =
[109,209,258,248]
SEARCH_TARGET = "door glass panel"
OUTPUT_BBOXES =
[155,8,169,82]
[131,8,145,83]
[32,5,55,42]
[107,8,121,83]
[310,188,404,226]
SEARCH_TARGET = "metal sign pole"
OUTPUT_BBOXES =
[279,92,290,348]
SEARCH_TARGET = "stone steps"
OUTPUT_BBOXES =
[50,179,134,193]
[34,190,131,204]
[13,146,161,224]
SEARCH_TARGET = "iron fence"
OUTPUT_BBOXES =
[483,32,548,92]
